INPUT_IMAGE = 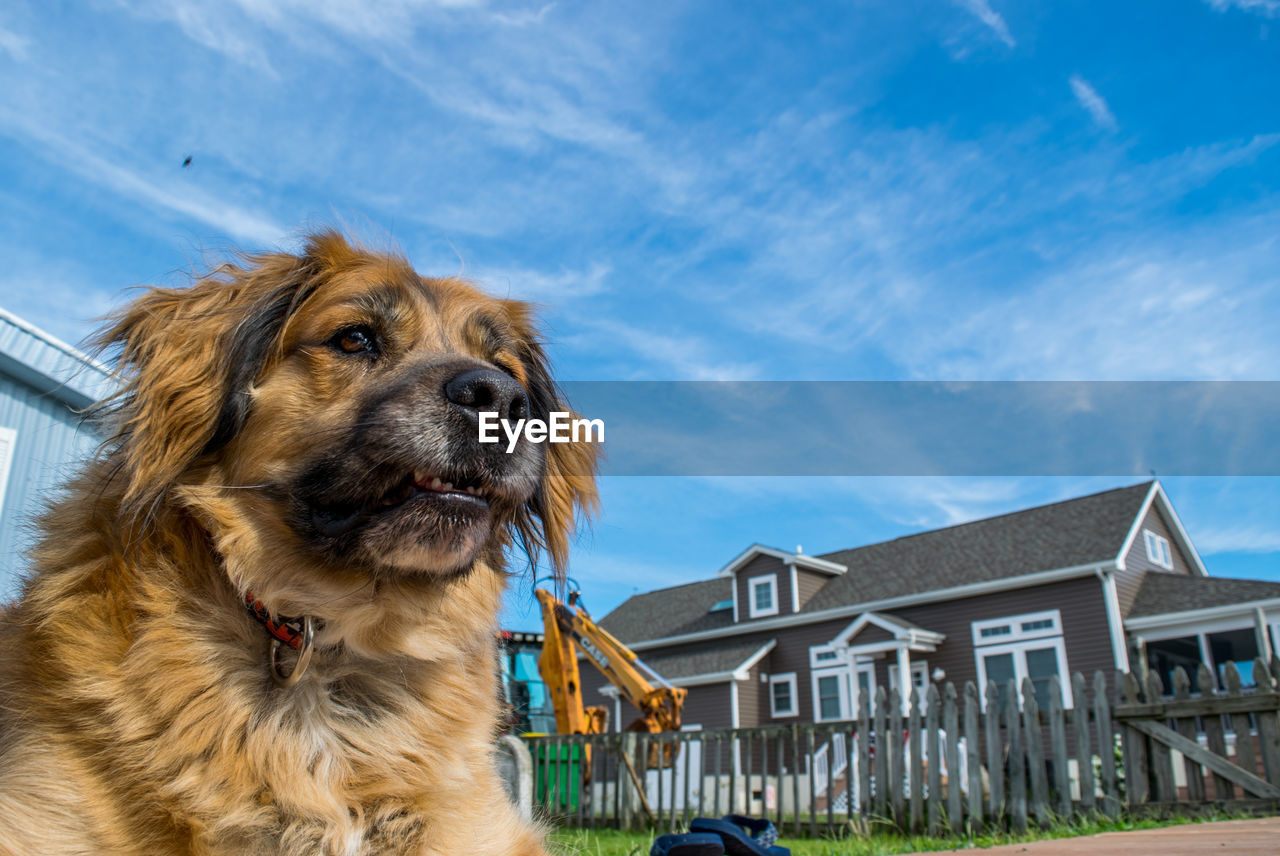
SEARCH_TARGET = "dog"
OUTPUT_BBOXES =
[0,232,598,855]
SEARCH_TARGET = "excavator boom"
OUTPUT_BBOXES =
[536,588,687,741]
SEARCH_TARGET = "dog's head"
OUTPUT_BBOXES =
[94,232,597,594]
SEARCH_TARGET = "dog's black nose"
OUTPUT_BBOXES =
[445,368,529,422]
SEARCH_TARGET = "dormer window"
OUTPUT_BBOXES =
[1144,529,1173,569]
[748,574,779,618]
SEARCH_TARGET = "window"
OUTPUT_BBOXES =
[1145,635,1204,695]
[770,673,797,717]
[809,645,841,668]
[811,667,850,721]
[747,574,778,618]
[1208,628,1259,688]
[1144,529,1174,569]
[973,610,1072,710]
[888,660,929,698]
[709,599,733,613]
[0,427,15,518]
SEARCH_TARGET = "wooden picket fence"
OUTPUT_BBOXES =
[523,658,1280,835]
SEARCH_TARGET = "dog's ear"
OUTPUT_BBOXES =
[505,303,600,576]
[94,240,336,528]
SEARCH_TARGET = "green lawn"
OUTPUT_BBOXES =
[548,813,1239,856]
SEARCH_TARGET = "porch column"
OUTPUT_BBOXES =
[897,646,911,714]
[1256,607,1274,664]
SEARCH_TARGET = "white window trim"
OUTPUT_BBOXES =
[975,636,1073,710]
[888,659,929,696]
[851,662,877,715]
[811,665,851,722]
[0,426,16,518]
[1144,529,1174,570]
[769,672,798,718]
[748,574,779,619]
[809,644,844,669]
[972,609,1063,647]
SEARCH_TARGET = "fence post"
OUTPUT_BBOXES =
[1093,671,1118,816]
[1007,680,1027,833]
[984,680,1004,825]
[1048,677,1070,818]
[1119,671,1148,807]
[1021,678,1051,826]
[1198,662,1233,801]
[874,686,889,824]
[857,689,872,822]
[909,687,924,834]
[944,683,962,834]
[926,683,943,835]
[1072,672,1095,816]
[1142,671,1176,802]
[962,682,981,830]
[1252,657,1280,781]
[889,687,905,829]
[1172,667,1205,803]
[1224,663,1258,789]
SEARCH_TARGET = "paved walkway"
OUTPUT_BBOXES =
[898,817,1280,855]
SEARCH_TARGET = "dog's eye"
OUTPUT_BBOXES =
[330,326,379,356]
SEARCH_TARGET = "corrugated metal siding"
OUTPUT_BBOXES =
[0,310,113,598]
[0,310,113,408]
[735,554,790,621]
[0,374,100,596]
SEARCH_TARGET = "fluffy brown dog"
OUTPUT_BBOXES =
[0,232,598,855]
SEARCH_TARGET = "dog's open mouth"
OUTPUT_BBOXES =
[378,471,490,508]
[308,468,494,540]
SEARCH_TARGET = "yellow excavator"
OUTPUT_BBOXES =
[535,585,686,768]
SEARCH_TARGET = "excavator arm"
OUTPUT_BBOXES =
[535,588,687,741]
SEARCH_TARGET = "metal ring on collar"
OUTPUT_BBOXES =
[270,615,315,687]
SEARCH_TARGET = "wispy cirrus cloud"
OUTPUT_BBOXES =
[1205,0,1280,16]
[0,106,286,245]
[953,0,1016,47]
[1069,74,1118,131]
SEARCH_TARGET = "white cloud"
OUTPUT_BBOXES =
[1194,524,1280,554]
[1069,74,1118,131]
[1206,0,1280,16]
[0,24,28,61]
[472,262,611,302]
[563,318,762,381]
[953,0,1016,47]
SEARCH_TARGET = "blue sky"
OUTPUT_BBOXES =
[1,1,1278,630]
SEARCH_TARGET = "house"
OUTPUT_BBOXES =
[0,309,114,597]
[583,481,1280,731]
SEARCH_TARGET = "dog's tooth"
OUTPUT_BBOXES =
[443,482,454,492]
[430,477,443,490]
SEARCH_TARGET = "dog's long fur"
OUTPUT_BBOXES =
[0,233,598,855]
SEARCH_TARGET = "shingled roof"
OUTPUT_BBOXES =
[1128,573,1280,618]
[600,482,1155,644]
[636,637,774,682]
[803,481,1153,612]
[599,577,733,642]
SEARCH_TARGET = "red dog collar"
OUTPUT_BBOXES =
[243,591,309,650]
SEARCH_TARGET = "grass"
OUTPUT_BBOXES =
[548,812,1250,856]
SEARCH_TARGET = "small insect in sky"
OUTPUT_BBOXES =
[182,156,193,168]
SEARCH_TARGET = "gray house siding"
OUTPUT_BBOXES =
[677,683,732,730]
[859,576,1113,699]
[793,567,828,611]
[735,554,790,620]
[1116,503,1196,616]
